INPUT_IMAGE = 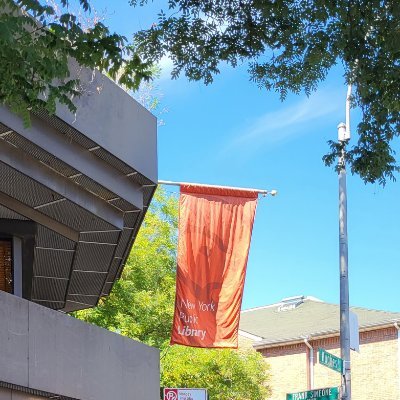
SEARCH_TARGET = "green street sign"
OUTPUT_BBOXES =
[286,387,339,400]
[318,348,343,374]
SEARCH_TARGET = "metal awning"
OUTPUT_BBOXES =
[0,70,157,312]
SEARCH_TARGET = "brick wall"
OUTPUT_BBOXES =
[351,327,398,399]
[312,336,341,391]
[260,343,308,399]
[238,334,256,350]
[252,327,399,400]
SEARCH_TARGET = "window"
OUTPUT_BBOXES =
[0,239,12,293]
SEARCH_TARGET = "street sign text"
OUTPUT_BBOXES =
[286,387,339,400]
[318,348,343,374]
[164,388,207,400]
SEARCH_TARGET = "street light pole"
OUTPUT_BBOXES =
[338,84,352,400]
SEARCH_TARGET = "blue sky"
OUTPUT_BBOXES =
[91,1,400,313]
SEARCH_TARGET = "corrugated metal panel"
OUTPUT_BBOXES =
[101,282,113,296]
[105,258,122,283]
[79,230,120,244]
[92,147,133,175]
[117,206,150,281]
[35,111,155,189]
[123,211,140,227]
[0,108,156,312]
[67,294,98,306]
[3,131,79,177]
[68,271,107,296]
[0,204,27,220]
[34,110,98,150]
[33,248,74,279]
[126,170,154,186]
[109,198,138,212]
[63,300,93,312]
[142,186,156,207]
[114,229,133,258]
[0,162,63,208]
[36,225,76,250]
[71,174,117,201]
[0,123,12,134]
[74,242,116,272]
[40,200,116,232]
[32,277,69,302]
[33,300,65,310]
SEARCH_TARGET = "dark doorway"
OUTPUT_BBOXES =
[0,239,12,293]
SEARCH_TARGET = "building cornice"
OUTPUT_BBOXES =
[251,320,400,350]
[238,329,263,342]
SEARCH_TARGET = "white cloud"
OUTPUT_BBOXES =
[228,87,344,152]
[157,55,174,81]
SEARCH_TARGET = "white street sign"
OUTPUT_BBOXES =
[164,388,207,400]
[349,311,359,352]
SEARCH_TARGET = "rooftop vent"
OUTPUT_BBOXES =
[277,295,305,312]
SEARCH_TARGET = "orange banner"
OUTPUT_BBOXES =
[170,185,258,348]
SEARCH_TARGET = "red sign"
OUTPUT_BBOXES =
[164,389,179,400]
[170,185,258,348]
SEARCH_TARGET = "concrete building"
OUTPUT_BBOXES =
[0,62,159,399]
[239,296,400,400]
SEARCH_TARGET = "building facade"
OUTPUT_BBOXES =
[239,296,400,400]
[0,59,159,399]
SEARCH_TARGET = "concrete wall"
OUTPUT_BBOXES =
[0,291,160,400]
[258,328,399,400]
[0,388,45,400]
[56,62,157,183]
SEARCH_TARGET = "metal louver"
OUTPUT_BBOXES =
[0,69,157,312]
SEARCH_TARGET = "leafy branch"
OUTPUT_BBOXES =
[0,0,154,124]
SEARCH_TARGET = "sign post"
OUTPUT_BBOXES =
[286,387,339,400]
[337,84,352,400]
[319,348,343,374]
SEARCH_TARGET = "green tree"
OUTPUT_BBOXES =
[131,0,400,185]
[76,189,177,348]
[162,346,270,400]
[76,189,270,399]
[5,1,398,184]
[0,0,152,124]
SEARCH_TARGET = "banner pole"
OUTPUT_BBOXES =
[158,180,277,196]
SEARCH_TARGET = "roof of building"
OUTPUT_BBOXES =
[239,296,400,348]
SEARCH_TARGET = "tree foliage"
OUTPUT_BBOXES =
[76,189,178,348]
[162,345,270,400]
[76,189,270,399]
[3,1,398,183]
[131,0,400,185]
[0,0,152,125]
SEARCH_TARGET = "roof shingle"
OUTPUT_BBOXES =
[239,297,400,347]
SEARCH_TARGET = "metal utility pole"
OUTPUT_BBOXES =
[338,84,352,400]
